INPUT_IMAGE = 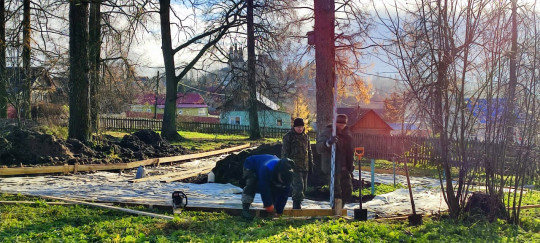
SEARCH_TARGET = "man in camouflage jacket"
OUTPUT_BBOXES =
[282,118,313,209]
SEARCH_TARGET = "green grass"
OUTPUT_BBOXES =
[353,183,406,197]
[1,193,538,242]
[35,125,69,140]
[359,159,471,178]
[103,130,282,152]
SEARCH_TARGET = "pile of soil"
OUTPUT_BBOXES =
[464,192,506,221]
[0,126,186,166]
[212,143,281,187]
[212,143,330,187]
[178,173,208,184]
[212,142,377,203]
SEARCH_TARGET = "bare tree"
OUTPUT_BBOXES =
[89,0,101,133]
[0,0,6,118]
[158,0,245,141]
[376,0,489,218]
[21,0,30,119]
[68,0,90,141]
[313,0,335,131]
[246,0,260,139]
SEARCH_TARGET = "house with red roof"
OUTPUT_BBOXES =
[337,107,393,135]
[127,92,219,123]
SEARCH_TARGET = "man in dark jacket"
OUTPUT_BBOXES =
[282,117,313,209]
[241,154,295,220]
[316,114,354,207]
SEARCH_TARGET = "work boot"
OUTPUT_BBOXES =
[293,200,301,210]
[241,203,254,220]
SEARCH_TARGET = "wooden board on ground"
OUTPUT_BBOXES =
[0,143,250,176]
[157,143,252,163]
[0,200,75,205]
[40,195,174,220]
[175,207,347,217]
[129,164,215,183]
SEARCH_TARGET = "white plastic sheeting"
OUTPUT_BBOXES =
[0,157,449,218]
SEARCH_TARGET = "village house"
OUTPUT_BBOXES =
[337,107,393,135]
[219,92,291,129]
[128,92,219,123]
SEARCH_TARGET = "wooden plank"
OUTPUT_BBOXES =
[0,200,75,205]
[0,144,250,176]
[507,204,540,210]
[0,165,68,175]
[157,143,251,164]
[129,164,214,183]
[41,195,174,220]
[176,207,347,217]
[160,165,214,183]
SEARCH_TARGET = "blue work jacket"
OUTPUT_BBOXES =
[244,154,290,212]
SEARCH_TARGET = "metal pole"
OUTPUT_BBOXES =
[393,157,396,187]
[371,159,375,195]
[359,160,362,209]
[329,73,338,209]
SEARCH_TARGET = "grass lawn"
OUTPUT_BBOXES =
[102,130,282,152]
[359,159,460,178]
[1,193,538,242]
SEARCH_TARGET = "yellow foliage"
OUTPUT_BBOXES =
[336,47,372,104]
[292,92,312,131]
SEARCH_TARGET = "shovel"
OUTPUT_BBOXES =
[354,147,367,221]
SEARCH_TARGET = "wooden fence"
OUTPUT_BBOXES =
[99,117,313,138]
[100,117,162,131]
[98,117,538,167]
[352,133,538,167]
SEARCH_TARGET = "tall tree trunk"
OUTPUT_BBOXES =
[508,0,519,224]
[247,0,260,139]
[68,0,90,142]
[0,0,6,118]
[89,0,101,134]
[22,0,31,119]
[507,0,518,143]
[314,0,335,133]
[160,0,182,141]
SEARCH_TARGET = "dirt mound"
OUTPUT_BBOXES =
[211,142,379,203]
[1,127,74,164]
[464,192,506,221]
[0,127,186,166]
[212,143,329,188]
[212,143,282,187]
[178,173,208,184]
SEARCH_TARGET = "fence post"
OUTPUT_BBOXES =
[371,159,375,195]
[392,157,396,188]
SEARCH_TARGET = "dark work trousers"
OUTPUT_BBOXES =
[333,169,352,204]
[292,171,308,202]
[241,168,257,204]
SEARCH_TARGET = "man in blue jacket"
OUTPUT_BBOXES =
[241,154,295,220]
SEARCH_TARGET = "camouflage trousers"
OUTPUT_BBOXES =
[241,168,257,204]
[292,171,308,202]
[333,170,352,204]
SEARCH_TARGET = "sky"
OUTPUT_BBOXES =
[128,0,401,94]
